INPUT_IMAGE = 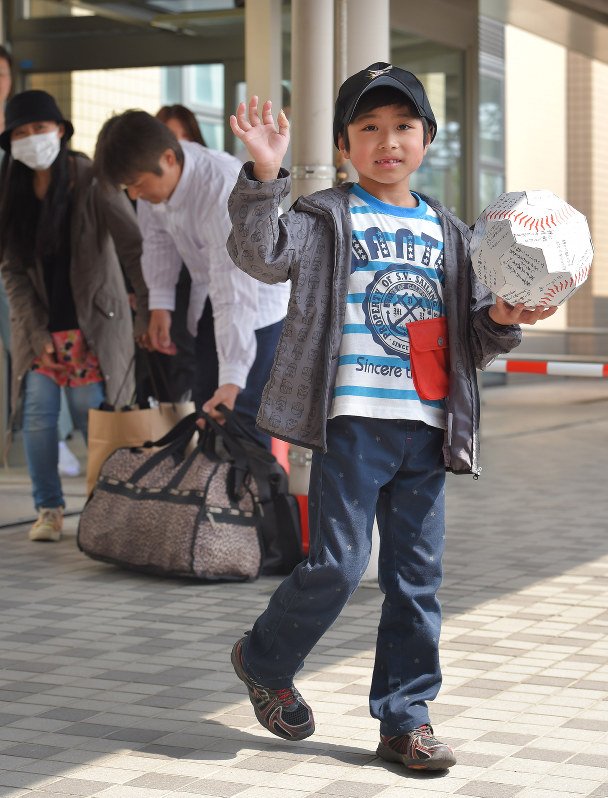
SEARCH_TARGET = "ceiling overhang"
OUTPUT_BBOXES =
[482,0,608,63]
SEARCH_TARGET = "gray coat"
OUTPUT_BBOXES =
[1,155,149,421]
[227,164,522,475]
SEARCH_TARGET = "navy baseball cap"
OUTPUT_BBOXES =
[333,62,437,147]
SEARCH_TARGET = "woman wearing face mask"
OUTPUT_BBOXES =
[0,90,149,542]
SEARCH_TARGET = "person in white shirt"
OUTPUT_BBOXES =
[94,111,289,446]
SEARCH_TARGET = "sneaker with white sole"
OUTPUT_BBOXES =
[377,725,456,771]
[29,507,63,542]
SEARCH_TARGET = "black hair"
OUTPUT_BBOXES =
[0,136,79,264]
[0,45,12,69]
[341,86,434,151]
[94,110,184,187]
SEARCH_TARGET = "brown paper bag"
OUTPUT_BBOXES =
[86,401,195,495]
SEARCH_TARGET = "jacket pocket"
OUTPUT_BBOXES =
[406,316,450,401]
[93,289,120,320]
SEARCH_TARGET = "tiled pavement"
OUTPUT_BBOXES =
[0,378,607,798]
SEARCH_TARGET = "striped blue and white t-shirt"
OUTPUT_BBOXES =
[329,184,446,429]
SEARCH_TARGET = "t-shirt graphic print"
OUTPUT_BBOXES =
[329,184,446,429]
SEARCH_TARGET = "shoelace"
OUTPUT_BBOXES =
[39,510,60,523]
[273,687,298,707]
[383,725,437,753]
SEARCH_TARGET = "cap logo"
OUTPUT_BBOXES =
[367,65,393,80]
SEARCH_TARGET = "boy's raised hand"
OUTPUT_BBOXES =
[489,296,558,326]
[230,96,289,181]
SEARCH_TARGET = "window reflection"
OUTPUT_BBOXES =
[391,43,465,217]
[163,64,225,150]
[27,63,227,156]
[479,18,506,213]
[21,0,93,17]
[479,72,505,210]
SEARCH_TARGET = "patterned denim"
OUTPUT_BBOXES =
[241,414,446,734]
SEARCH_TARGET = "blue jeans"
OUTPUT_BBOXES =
[22,371,105,510]
[242,414,446,735]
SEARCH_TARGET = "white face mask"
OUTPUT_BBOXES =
[11,130,61,171]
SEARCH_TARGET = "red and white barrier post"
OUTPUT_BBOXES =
[487,358,608,378]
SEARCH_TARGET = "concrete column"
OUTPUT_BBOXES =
[464,31,480,224]
[566,50,597,354]
[244,0,282,115]
[346,0,390,72]
[334,0,390,183]
[289,0,335,200]
[224,57,244,154]
[286,0,335,501]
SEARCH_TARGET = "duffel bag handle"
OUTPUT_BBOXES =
[215,404,278,468]
[198,408,260,461]
[124,409,251,501]
[142,411,199,449]
[127,412,199,485]
[198,409,253,501]
[205,406,289,503]
[216,403,267,448]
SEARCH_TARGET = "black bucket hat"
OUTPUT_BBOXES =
[333,62,437,147]
[0,89,74,153]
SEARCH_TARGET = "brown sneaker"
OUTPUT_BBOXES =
[377,725,456,771]
[29,507,63,542]
[231,637,315,741]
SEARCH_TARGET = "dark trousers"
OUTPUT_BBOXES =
[193,301,283,449]
[242,414,446,734]
[135,266,196,405]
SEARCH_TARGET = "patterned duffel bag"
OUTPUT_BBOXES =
[77,412,263,582]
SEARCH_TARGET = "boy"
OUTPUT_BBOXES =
[94,112,289,444]
[226,62,555,770]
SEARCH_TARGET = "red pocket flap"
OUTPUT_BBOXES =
[406,316,448,352]
[405,316,450,401]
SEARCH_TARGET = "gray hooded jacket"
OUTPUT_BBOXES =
[227,164,521,475]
